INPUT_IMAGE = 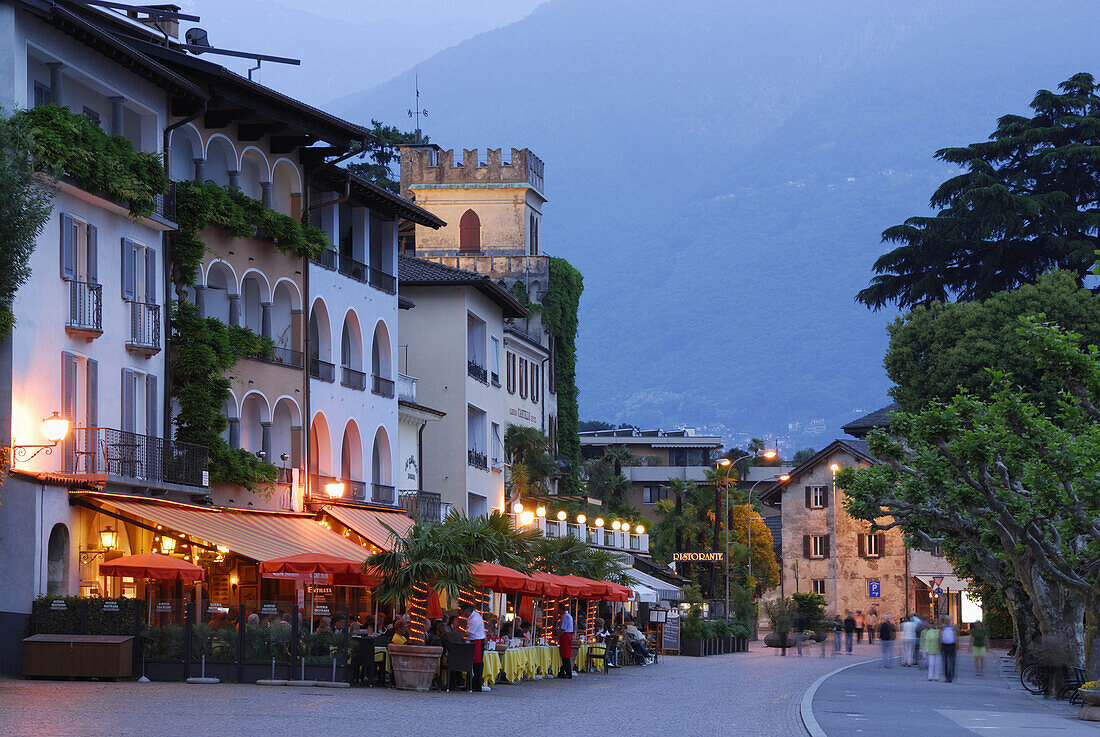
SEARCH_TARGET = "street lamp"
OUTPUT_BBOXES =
[10,411,71,462]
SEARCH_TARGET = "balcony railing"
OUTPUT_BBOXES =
[67,280,102,336]
[347,480,368,501]
[467,360,488,384]
[338,254,368,283]
[126,301,160,353]
[66,426,208,487]
[341,366,366,390]
[399,490,447,524]
[397,374,417,403]
[154,181,176,221]
[310,357,335,382]
[369,269,396,295]
[251,346,305,369]
[467,449,488,470]
[372,375,395,398]
[312,248,337,270]
[372,483,396,505]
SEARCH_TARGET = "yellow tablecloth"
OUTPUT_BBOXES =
[479,646,562,683]
[576,643,606,672]
[482,649,501,687]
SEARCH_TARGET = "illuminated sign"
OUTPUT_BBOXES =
[673,552,725,562]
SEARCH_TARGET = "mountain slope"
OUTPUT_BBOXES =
[332,0,1100,444]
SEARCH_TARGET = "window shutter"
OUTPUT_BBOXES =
[823,534,831,557]
[805,486,811,508]
[146,375,158,437]
[86,359,98,427]
[85,224,98,283]
[802,535,811,559]
[60,214,75,280]
[121,368,135,433]
[145,248,156,303]
[857,533,866,558]
[121,239,136,300]
[877,533,886,557]
[62,352,76,472]
[822,485,830,508]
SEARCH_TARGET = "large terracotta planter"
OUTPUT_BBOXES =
[1078,689,1100,722]
[387,644,443,692]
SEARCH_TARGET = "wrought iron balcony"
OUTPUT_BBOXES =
[251,346,305,369]
[467,449,488,470]
[310,357,335,382]
[399,490,446,524]
[126,301,160,354]
[372,483,396,505]
[347,479,368,501]
[66,280,102,337]
[312,248,338,270]
[467,360,488,384]
[66,426,208,488]
[338,254,368,283]
[341,366,366,390]
[372,374,395,398]
[369,269,396,294]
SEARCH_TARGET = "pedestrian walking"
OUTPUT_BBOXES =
[793,611,806,657]
[900,613,917,667]
[832,614,843,656]
[914,615,929,668]
[867,607,878,645]
[940,616,958,683]
[854,610,865,644]
[878,614,895,667]
[921,621,941,681]
[969,620,987,676]
[843,611,855,654]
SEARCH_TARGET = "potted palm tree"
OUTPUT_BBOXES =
[368,511,536,691]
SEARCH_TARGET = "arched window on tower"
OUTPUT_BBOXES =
[459,209,481,252]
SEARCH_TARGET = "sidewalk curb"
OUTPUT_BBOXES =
[799,659,876,737]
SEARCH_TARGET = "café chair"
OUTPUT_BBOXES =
[585,642,608,674]
[445,643,475,692]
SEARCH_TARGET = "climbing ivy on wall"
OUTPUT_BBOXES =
[541,257,583,492]
[172,181,329,286]
[170,300,277,491]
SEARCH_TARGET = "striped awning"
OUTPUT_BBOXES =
[625,568,683,602]
[85,494,374,562]
[321,505,414,551]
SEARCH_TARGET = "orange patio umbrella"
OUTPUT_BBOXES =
[471,562,541,595]
[601,581,632,602]
[99,552,205,581]
[528,571,566,598]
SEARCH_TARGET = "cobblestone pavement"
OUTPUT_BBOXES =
[813,647,1100,736]
[0,642,849,737]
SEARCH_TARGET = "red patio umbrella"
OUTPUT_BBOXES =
[528,571,567,598]
[560,574,611,600]
[602,581,632,602]
[99,552,205,581]
[471,562,541,595]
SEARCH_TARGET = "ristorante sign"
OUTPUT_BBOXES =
[673,552,725,562]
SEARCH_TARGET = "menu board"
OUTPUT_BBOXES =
[662,610,680,652]
[209,574,231,605]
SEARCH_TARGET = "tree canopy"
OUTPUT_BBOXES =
[857,73,1100,310]
[884,271,1100,411]
[346,120,424,193]
[839,318,1100,677]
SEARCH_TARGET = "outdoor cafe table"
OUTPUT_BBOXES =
[575,642,606,672]
[482,645,562,685]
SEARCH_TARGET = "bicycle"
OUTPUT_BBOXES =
[1020,661,1049,695]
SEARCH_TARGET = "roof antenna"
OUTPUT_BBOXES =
[407,72,428,143]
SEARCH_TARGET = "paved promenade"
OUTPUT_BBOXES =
[0,642,841,737]
[812,646,1100,736]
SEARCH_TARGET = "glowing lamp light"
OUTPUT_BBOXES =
[779,474,791,482]
[324,482,345,499]
[717,458,731,467]
[556,510,567,521]
[829,463,840,473]
[216,545,230,554]
[520,510,534,526]
[576,514,586,525]
[611,520,621,531]
[536,506,546,518]
[98,525,118,551]
[512,501,524,514]
[635,525,645,535]
[762,450,778,459]
[160,536,177,553]
[41,412,70,444]
[594,517,605,528]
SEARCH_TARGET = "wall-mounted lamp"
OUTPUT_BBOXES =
[9,412,70,462]
[324,481,345,499]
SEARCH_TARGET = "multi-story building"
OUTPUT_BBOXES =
[579,428,724,525]
[398,255,528,516]
[759,405,970,623]
[398,144,559,452]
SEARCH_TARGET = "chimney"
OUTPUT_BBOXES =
[127,5,181,40]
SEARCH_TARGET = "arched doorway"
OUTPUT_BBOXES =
[47,523,69,596]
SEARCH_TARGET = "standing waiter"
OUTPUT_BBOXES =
[460,602,491,692]
[557,601,574,678]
